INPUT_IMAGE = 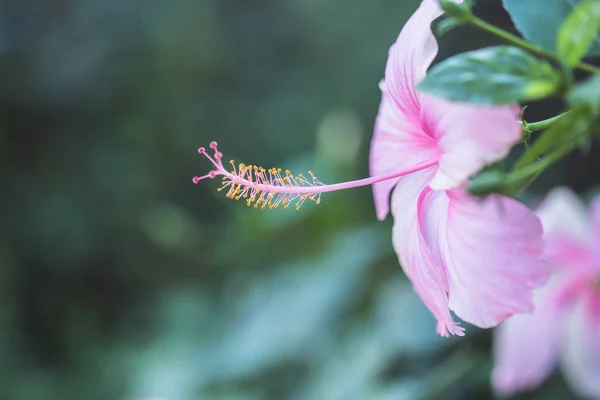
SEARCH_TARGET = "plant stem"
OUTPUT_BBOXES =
[469,17,599,74]
[524,111,571,132]
[507,136,581,191]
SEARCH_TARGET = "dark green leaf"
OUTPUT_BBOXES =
[557,0,600,66]
[503,0,600,56]
[419,46,561,105]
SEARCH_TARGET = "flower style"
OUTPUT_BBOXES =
[370,0,547,336]
[193,0,548,337]
[492,188,600,399]
[193,141,437,211]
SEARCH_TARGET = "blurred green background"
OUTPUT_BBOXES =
[1,0,597,399]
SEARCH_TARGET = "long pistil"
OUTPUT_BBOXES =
[193,141,437,210]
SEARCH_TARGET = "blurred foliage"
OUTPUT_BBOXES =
[1,0,599,399]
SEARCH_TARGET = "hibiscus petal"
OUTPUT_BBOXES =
[590,196,600,264]
[536,187,593,270]
[384,0,443,119]
[370,0,442,220]
[371,93,439,220]
[422,97,522,190]
[560,293,600,399]
[491,277,565,396]
[390,169,464,336]
[419,189,548,328]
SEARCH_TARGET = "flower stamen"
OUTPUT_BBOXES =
[193,142,323,210]
[193,142,438,210]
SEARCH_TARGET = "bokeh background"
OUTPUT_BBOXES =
[2,0,598,399]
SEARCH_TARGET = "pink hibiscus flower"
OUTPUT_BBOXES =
[492,188,600,399]
[193,0,547,337]
[370,0,548,336]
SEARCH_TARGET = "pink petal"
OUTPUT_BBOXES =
[491,277,565,396]
[422,98,522,190]
[370,0,443,220]
[590,196,600,265]
[536,188,594,271]
[384,0,443,118]
[560,292,600,399]
[390,168,464,336]
[371,92,439,220]
[419,189,548,328]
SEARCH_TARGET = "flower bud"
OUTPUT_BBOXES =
[438,0,473,21]
[468,170,507,197]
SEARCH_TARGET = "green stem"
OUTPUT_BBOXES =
[469,17,599,74]
[524,111,571,132]
[507,137,580,191]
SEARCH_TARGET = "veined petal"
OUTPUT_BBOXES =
[536,188,594,271]
[491,276,565,396]
[420,189,548,328]
[370,0,443,220]
[384,0,443,119]
[371,92,439,220]
[589,196,600,265]
[422,97,522,190]
[561,292,600,400]
[391,169,464,337]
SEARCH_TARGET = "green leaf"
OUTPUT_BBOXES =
[418,46,561,105]
[503,0,600,56]
[568,73,600,111]
[557,0,600,66]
